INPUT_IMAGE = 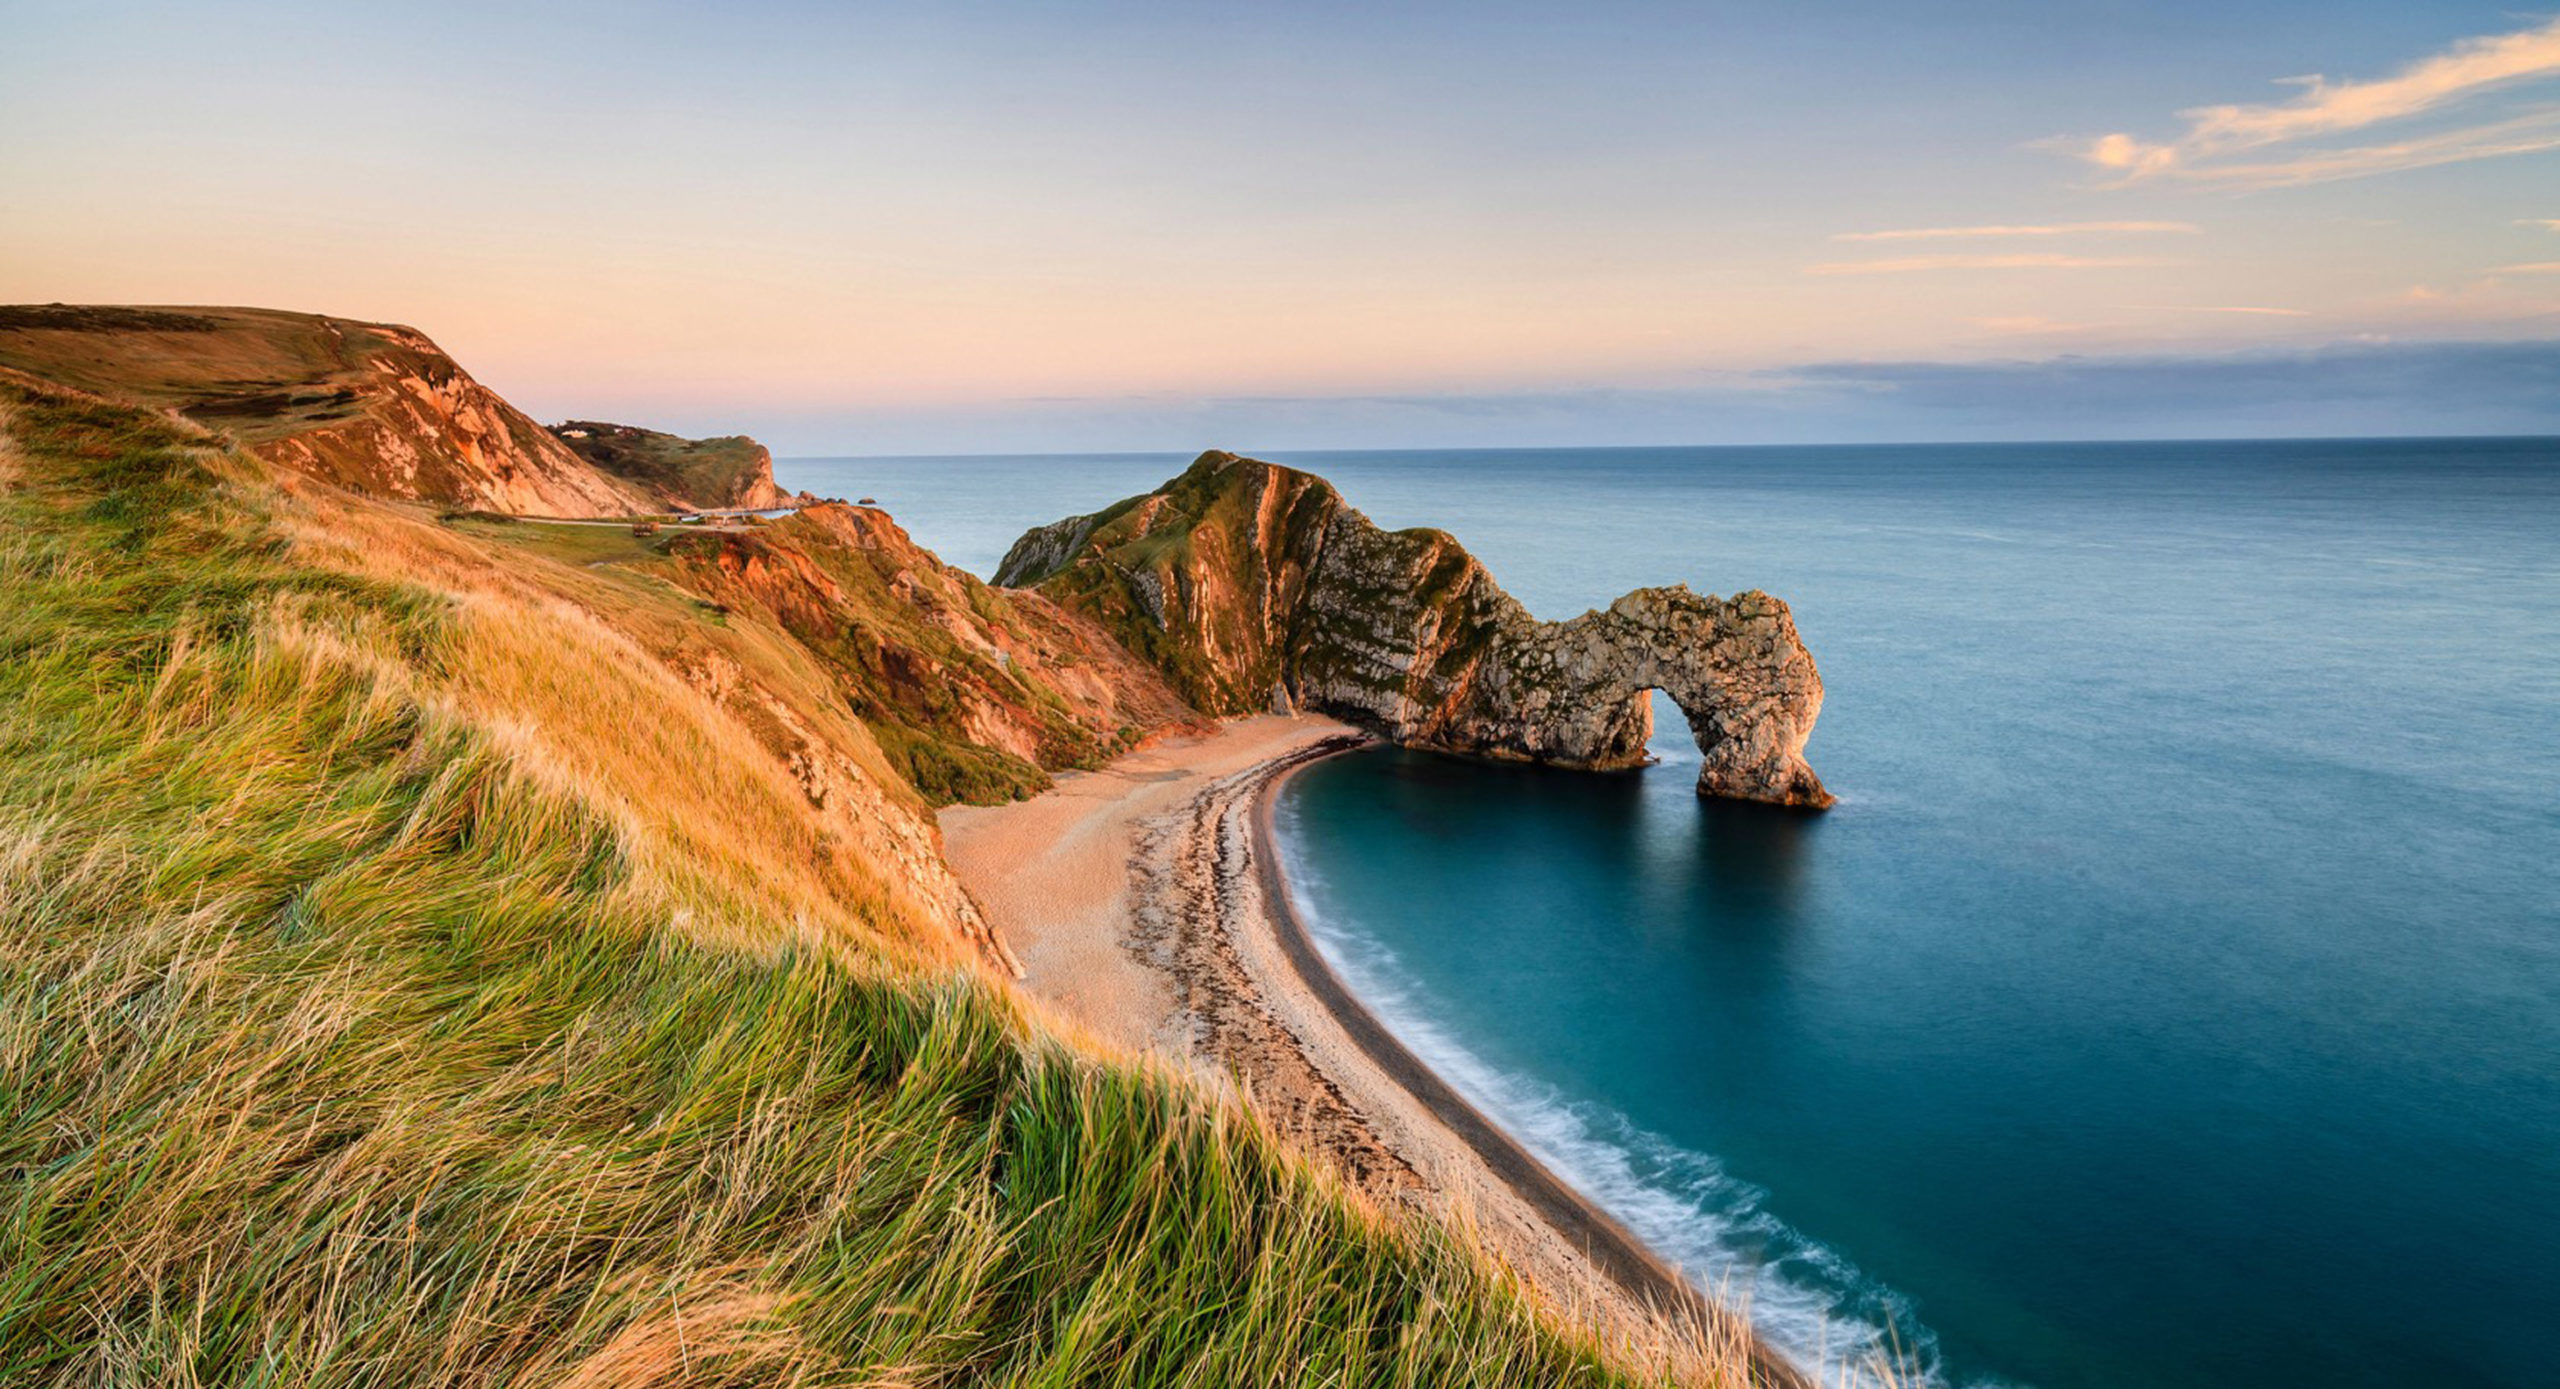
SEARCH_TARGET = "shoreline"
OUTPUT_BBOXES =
[1247,744,1806,1389]
[941,715,1801,1388]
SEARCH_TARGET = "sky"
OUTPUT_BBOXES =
[5,0,2559,452]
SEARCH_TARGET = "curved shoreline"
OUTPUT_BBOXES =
[1249,741,1807,1389]
[940,715,1805,1388]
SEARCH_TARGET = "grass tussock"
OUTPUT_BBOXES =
[0,381,1755,1387]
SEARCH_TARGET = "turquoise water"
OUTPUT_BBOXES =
[782,441,2560,1389]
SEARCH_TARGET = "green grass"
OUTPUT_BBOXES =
[869,718,1053,806]
[550,421,773,510]
[448,515,673,567]
[655,518,1140,808]
[0,384,1729,1387]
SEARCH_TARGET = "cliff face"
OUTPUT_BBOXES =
[1,357,1767,1389]
[662,502,1202,805]
[999,451,1832,807]
[0,304,652,516]
[549,419,820,511]
[997,457,1340,714]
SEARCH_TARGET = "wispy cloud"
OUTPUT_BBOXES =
[2494,261,2560,273]
[1779,340,2560,426]
[759,340,2560,452]
[1970,316,2096,334]
[2165,305,2313,317]
[2148,111,2560,188]
[2064,16,2560,187]
[1806,253,2177,275]
[2521,219,2560,231]
[1833,221,2199,242]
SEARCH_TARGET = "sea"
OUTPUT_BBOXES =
[779,440,2560,1389]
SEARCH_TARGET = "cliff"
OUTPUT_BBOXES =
[0,317,1770,1389]
[999,450,1833,807]
[549,418,820,511]
[0,303,1193,815]
[0,304,652,516]
[655,501,1203,804]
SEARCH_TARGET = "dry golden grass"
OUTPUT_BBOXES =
[0,379,1794,1389]
[275,477,983,969]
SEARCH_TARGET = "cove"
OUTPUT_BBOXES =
[800,437,2560,1389]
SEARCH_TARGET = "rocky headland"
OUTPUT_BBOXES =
[2,302,1821,1387]
[998,450,1832,807]
[548,418,822,511]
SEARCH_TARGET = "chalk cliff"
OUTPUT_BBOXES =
[998,451,1832,807]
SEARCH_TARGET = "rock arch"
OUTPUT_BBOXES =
[1343,585,1831,809]
[1540,589,1833,808]
[1001,451,1834,808]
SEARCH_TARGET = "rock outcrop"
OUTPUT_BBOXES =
[0,304,653,516]
[549,419,821,511]
[999,451,1832,807]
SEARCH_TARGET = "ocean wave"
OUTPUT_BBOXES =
[1273,821,1964,1389]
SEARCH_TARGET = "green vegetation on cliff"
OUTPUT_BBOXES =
[549,419,806,511]
[0,383,1731,1385]
[1001,451,1344,716]
[1001,450,1832,806]
[653,503,1197,805]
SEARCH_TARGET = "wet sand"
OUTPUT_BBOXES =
[943,715,1799,1384]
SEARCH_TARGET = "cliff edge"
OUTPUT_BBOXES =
[0,304,652,515]
[998,450,1832,807]
[549,419,821,511]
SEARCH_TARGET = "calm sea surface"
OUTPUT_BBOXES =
[782,441,2560,1389]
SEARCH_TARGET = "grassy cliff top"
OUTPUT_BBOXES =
[0,304,415,445]
[0,304,650,515]
[0,379,1745,1388]
[550,419,796,510]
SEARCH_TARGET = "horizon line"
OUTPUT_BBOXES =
[773,429,2560,463]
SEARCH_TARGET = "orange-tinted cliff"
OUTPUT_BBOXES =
[0,305,650,516]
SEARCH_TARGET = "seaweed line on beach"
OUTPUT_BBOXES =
[1123,733,1425,1197]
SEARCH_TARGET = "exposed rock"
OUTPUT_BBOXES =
[1000,451,1832,807]
[548,418,821,511]
[662,500,1205,805]
[0,304,654,516]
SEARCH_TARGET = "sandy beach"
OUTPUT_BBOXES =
[943,714,1795,1384]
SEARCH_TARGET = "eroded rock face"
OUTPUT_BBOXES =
[662,501,1205,805]
[999,451,1833,808]
[0,305,655,516]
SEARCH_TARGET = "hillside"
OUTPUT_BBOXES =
[550,419,819,511]
[0,304,650,516]
[652,501,1204,803]
[0,330,1759,1385]
[1000,451,1832,806]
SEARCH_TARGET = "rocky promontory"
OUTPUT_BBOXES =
[997,451,1832,807]
[548,419,822,512]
